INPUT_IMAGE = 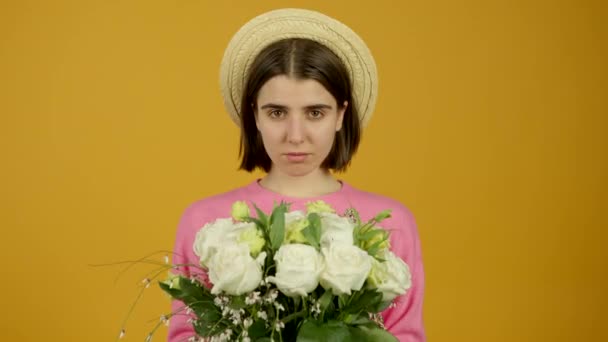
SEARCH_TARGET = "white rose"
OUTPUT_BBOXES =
[367,251,412,302]
[207,243,266,295]
[266,244,324,297]
[320,244,372,295]
[319,213,355,247]
[193,218,255,268]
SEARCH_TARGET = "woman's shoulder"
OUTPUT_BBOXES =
[345,183,421,255]
[179,182,254,222]
[344,182,416,222]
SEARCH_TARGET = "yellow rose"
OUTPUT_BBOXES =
[237,225,265,256]
[306,200,335,215]
[285,218,309,244]
[361,227,390,252]
[231,201,250,221]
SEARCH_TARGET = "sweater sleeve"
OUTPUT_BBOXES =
[382,207,426,342]
[167,204,206,342]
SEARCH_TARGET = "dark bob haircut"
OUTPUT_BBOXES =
[238,38,362,173]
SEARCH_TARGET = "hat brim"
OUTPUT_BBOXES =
[220,8,378,127]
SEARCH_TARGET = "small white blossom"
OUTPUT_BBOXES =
[142,278,151,288]
[118,329,125,339]
[274,321,285,331]
[245,291,261,305]
[160,315,170,326]
[243,317,253,328]
[274,303,285,312]
[257,311,268,321]
[264,289,278,303]
[214,297,224,307]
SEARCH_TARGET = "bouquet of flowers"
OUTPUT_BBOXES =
[159,200,411,341]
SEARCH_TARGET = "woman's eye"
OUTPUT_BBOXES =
[269,110,284,118]
[309,110,324,119]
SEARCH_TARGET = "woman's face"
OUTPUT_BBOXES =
[255,75,346,177]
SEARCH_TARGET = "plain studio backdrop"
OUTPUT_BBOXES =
[1,0,606,341]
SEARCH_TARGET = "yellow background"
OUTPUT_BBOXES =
[1,0,606,341]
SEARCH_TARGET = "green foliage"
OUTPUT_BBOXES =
[352,210,392,261]
[296,320,351,342]
[341,290,382,315]
[301,212,322,249]
[247,320,267,339]
[253,203,269,226]
[269,202,288,250]
[348,325,399,342]
[158,276,226,337]
[373,210,392,222]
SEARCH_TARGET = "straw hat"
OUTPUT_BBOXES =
[219,8,378,127]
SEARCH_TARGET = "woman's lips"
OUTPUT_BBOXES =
[285,153,309,162]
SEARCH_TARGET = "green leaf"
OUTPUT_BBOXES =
[373,210,392,222]
[178,277,205,299]
[158,281,182,299]
[248,320,267,339]
[296,320,351,342]
[348,325,399,342]
[317,290,333,311]
[359,228,385,242]
[343,290,382,315]
[293,295,301,310]
[345,313,373,325]
[306,213,322,244]
[282,309,307,323]
[246,217,266,230]
[229,295,246,309]
[301,225,319,249]
[338,294,348,309]
[252,203,269,229]
[269,202,287,250]
[369,300,393,313]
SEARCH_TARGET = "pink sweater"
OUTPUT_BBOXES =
[168,179,425,341]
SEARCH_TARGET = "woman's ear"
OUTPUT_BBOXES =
[336,101,348,131]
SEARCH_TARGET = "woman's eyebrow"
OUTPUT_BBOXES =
[259,103,288,110]
[259,103,333,110]
[304,104,333,110]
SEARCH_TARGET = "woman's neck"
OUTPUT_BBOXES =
[259,169,342,198]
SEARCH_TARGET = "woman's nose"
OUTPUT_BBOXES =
[286,115,305,144]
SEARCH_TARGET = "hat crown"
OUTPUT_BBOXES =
[220,8,378,127]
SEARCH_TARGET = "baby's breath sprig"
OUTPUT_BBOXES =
[90,252,205,342]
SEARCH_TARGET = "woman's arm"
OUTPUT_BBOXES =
[167,204,205,342]
[382,207,426,342]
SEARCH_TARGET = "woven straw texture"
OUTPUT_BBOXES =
[219,8,378,127]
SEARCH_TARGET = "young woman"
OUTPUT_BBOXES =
[169,9,425,342]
